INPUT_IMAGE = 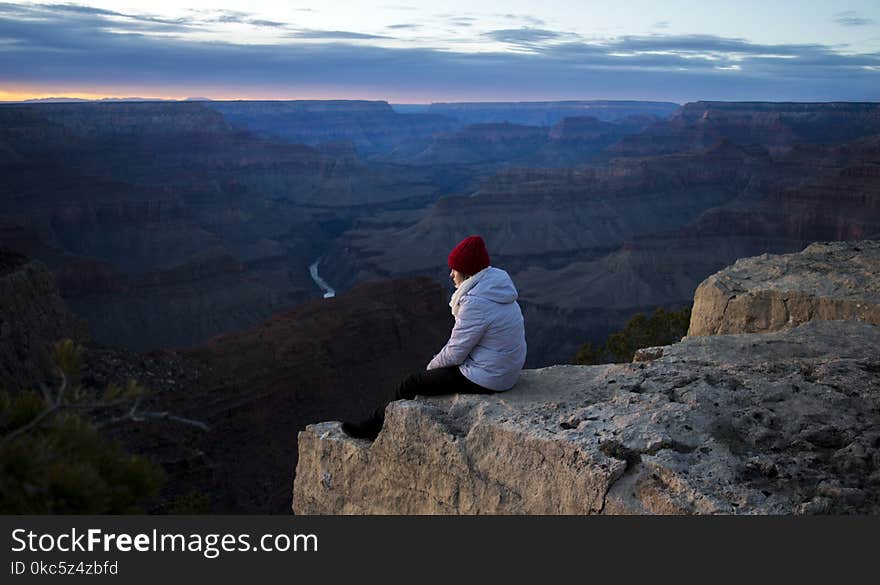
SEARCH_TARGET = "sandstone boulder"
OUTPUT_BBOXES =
[688,241,880,336]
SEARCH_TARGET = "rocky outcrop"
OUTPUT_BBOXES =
[293,245,880,515]
[0,249,88,393]
[689,241,880,336]
[294,319,880,515]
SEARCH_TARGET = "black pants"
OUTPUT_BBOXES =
[365,365,496,426]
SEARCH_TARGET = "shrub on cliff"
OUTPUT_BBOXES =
[0,393,164,513]
[573,306,692,365]
[0,339,169,513]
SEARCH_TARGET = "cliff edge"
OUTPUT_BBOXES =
[293,241,880,514]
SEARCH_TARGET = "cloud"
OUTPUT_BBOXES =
[604,34,792,53]
[36,3,126,17]
[32,2,186,26]
[834,11,875,27]
[483,28,568,45]
[211,10,251,24]
[249,19,287,28]
[0,5,877,102]
[500,14,546,27]
[192,9,288,28]
[1,3,290,33]
[537,35,880,79]
[653,21,670,29]
[0,2,193,32]
[387,23,419,30]
[448,17,476,27]
[288,30,391,40]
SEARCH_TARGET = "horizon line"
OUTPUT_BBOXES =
[0,94,681,105]
[4,96,880,107]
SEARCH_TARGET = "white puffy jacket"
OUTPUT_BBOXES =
[427,266,527,391]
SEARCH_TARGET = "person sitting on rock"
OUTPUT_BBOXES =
[342,234,527,441]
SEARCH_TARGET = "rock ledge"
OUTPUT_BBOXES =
[294,319,880,514]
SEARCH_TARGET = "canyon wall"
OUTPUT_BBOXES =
[378,115,659,167]
[0,101,448,350]
[208,100,458,154]
[611,101,880,156]
[426,100,680,126]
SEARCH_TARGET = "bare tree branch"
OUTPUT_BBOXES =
[39,382,52,404]
[2,339,209,445]
[54,368,67,407]
[3,383,208,445]
[128,394,144,417]
[97,410,210,432]
[0,404,62,446]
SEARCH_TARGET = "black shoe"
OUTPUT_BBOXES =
[341,417,382,441]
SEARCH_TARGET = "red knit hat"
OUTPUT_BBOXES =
[448,235,490,276]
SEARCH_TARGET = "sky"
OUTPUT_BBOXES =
[0,1,878,103]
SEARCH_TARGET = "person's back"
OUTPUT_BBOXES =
[441,266,526,391]
[342,235,526,440]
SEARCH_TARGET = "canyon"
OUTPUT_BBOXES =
[0,101,450,350]
[0,99,691,358]
[2,99,879,513]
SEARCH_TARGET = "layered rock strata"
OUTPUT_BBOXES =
[611,101,880,156]
[326,125,880,366]
[0,101,446,350]
[207,100,458,154]
[426,101,680,126]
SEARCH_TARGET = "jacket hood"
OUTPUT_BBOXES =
[467,266,518,304]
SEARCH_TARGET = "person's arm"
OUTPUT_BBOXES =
[427,298,489,370]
